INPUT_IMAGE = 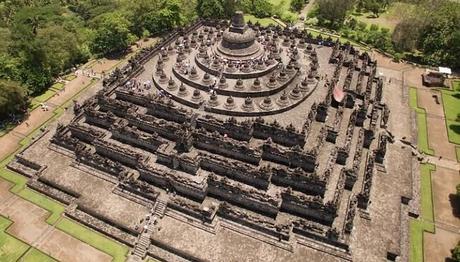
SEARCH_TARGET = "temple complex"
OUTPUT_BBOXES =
[8,12,415,262]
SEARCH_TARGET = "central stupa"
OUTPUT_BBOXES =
[217,11,261,58]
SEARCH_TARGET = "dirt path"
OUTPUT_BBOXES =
[424,228,460,262]
[431,167,460,228]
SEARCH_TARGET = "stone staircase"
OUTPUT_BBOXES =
[130,230,151,261]
[128,196,169,261]
[153,195,168,218]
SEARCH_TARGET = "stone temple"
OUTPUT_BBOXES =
[8,11,415,262]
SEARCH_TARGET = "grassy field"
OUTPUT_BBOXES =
[352,2,416,32]
[409,87,435,155]
[440,89,460,145]
[244,15,278,26]
[56,218,129,262]
[452,80,460,92]
[64,74,77,81]
[0,216,29,261]
[29,89,57,110]
[409,163,436,262]
[420,164,436,222]
[270,0,298,22]
[409,218,435,262]
[50,82,65,91]
[22,248,57,262]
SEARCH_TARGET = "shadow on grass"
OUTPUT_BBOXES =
[449,124,460,135]
[452,93,460,99]
[449,194,460,218]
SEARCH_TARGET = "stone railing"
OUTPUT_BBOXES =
[207,174,280,216]
[261,141,316,172]
[200,153,270,189]
[281,189,336,226]
[111,124,165,153]
[93,139,147,168]
[253,120,305,147]
[357,152,375,209]
[193,129,262,165]
[196,115,253,141]
[137,163,206,201]
[270,167,326,196]
[66,206,138,246]
[218,202,290,240]
[168,195,216,222]
[69,123,106,143]
[75,145,127,177]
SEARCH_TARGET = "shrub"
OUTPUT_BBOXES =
[380,27,390,35]
[451,241,460,262]
[346,17,357,29]
[370,24,379,31]
[305,17,319,26]
[357,21,367,31]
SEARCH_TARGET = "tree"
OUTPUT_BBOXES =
[290,0,305,12]
[316,0,354,29]
[250,0,273,18]
[196,0,227,19]
[90,12,135,56]
[418,1,460,68]
[129,0,184,37]
[0,79,28,120]
[392,17,423,52]
[362,0,383,17]
[8,4,89,94]
[452,241,460,262]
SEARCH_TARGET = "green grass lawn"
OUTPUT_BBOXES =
[420,164,436,222]
[64,74,77,81]
[22,248,57,262]
[33,89,56,103]
[452,81,460,92]
[244,15,278,27]
[409,87,435,155]
[305,27,370,49]
[56,218,129,262]
[409,218,435,262]
[50,82,65,91]
[0,216,29,261]
[440,89,460,146]
[352,2,416,32]
[270,0,298,22]
[409,163,436,262]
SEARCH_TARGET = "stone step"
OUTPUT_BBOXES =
[133,249,145,257]
[139,240,150,246]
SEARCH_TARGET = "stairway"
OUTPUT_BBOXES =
[153,196,168,218]
[128,196,169,261]
[130,230,151,261]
